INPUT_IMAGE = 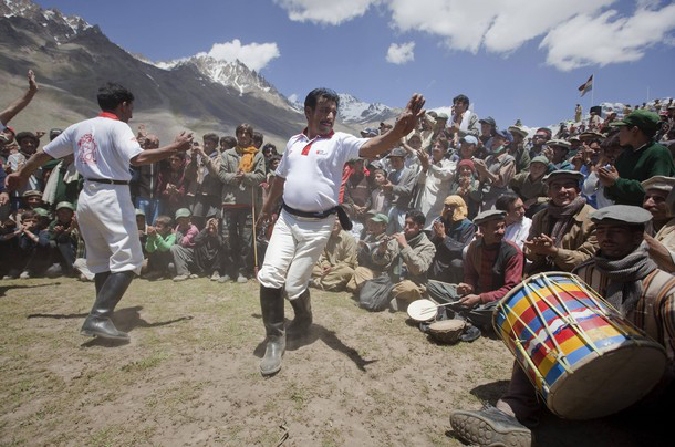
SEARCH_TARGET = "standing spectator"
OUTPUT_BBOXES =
[252,132,264,150]
[131,133,161,226]
[507,126,531,174]
[478,117,497,149]
[548,139,574,170]
[369,168,389,215]
[450,94,479,137]
[529,127,551,158]
[220,135,236,152]
[42,154,83,212]
[475,130,516,211]
[601,111,675,206]
[185,134,222,229]
[383,147,419,234]
[416,139,455,231]
[218,123,266,283]
[10,131,43,211]
[156,152,187,219]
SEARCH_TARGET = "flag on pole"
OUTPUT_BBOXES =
[578,75,593,96]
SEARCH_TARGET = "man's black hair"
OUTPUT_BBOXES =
[453,94,470,106]
[262,143,278,155]
[406,210,426,227]
[495,195,519,213]
[97,82,134,112]
[203,133,219,144]
[252,132,263,146]
[220,135,237,148]
[304,88,340,111]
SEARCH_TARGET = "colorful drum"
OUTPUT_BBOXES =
[494,272,667,419]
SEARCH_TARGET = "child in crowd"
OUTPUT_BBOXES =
[144,215,175,280]
[172,208,199,281]
[449,159,481,219]
[370,168,389,215]
[194,216,222,281]
[17,209,51,279]
[48,201,77,276]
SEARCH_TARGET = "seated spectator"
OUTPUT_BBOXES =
[377,210,436,307]
[171,208,199,282]
[475,129,516,211]
[448,159,481,219]
[48,201,77,276]
[509,156,550,218]
[144,215,176,280]
[524,170,598,274]
[16,209,51,279]
[528,127,551,159]
[185,134,222,229]
[383,147,419,234]
[157,153,187,219]
[547,139,573,170]
[194,216,222,281]
[641,176,675,272]
[310,220,357,291]
[450,205,675,447]
[496,195,531,250]
[416,139,455,231]
[602,111,675,206]
[454,210,523,328]
[21,189,46,213]
[428,195,475,284]
[346,214,391,292]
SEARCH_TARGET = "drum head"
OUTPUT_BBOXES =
[547,343,667,419]
[429,320,466,332]
[407,299,438,322]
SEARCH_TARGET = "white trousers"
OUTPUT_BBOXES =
[76,182,144,274]
[257,210,335,299]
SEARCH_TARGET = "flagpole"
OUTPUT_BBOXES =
[591,73,594,110]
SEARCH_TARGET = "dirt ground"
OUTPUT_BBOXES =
[0,278,669,446]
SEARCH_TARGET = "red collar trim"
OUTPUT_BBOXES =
[301,127,334,140]
[98,112,119,120]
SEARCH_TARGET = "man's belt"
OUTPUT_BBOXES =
[86,178,130,185]
[282,203,352,230]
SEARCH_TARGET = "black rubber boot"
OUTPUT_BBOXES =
[449,405,532,447]
[260,286,285,376]
[288,288,312,334]
[81,271,135,340]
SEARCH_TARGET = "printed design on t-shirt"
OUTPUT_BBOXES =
[77,133,98,166]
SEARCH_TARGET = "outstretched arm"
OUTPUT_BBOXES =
[359,94,425,159]
[5,150,52,190]
[1,71,38,126]
[130,132,193,166]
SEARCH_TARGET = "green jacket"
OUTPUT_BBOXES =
[145,233,176,253]
[605,141,675,206]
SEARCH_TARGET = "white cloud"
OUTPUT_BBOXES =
[199,39,280,72]
[386,41,415,64]
[540,4,675,71]
[274,0,380,25]
[275,0,675,71]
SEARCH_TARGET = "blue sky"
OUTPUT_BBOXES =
[35,0,675,128]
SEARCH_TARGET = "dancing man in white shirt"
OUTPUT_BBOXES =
[7,82,193,341]
[257,88,425,375]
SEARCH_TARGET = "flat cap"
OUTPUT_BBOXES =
[590,205,652,226]
[543,170,584,184]
[474,209,506,226]
[548,139,571,149]
[641,176,675,192]
[387,147,407,158]
[530,155,550,166]
[175,208,191,219]
[579,131,605,139]
[436,113,449,120]
[568,135,581,142]
[135,209,146,217]
[34,208,50,218]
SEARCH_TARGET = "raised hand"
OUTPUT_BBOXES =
[174,132,194,151]
[28,70,38,92]
[393,94,426,137]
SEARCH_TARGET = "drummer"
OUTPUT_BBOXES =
[449,205,675,447]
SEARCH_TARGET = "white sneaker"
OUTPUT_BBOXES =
[19,271,30,279]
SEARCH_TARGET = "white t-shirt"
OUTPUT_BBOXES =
[276,130,366,211]
[43,114,143,181]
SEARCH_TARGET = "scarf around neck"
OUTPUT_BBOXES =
[547,196,585,247]
[594,248,657,314]
[236,146,259,173]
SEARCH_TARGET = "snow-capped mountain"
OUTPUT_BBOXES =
[337,94,399,124]
[1,0,94,42]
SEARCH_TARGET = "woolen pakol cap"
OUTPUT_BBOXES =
[641,176,675,192]
[135,209,146,217]
[508,126,528,138]
[548,139,571,149]
[22,189,42,198]
[34,208,50,218]
[530,156,550,166]
[543,170,584,184]
[610,110,660,133]
[474,209,506,225]
[55,201,74,211]
[479,116,496,127]
[387,147,407,158]
[590,205,652,226]
[370,214,389,223]
[175,208,191,219]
